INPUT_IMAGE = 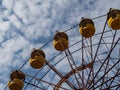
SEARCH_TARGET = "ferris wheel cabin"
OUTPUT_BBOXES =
[8,70,25,90]
[79,18,95,38]
[53,32,68,51]
[107,9,120,30]
[29,49,46,69]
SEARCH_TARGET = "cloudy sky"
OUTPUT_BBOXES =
[0,0,120,90]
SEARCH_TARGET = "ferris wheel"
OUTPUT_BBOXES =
[5,8,120,90]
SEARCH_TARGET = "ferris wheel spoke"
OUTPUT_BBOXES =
[90,69,120,89]
[109,30,117,48]
[82,38,95,88]
[86,18,108,89]
[84,38,102,88]
[83,39,93,63]
[92,14,107,20]
[89,37,95,88]
[64,50,81,89]
[54,62,93,89]
[25,73,68,90]
[114,84,120,90]
[93,37,120,78]
[45,59,77,89]
[81,38,84,88]
[24,81,45,90]
[100,30,117,89]
[107,69,120,88]
[23,66,45,90]
[99,58,111,90]
[92,17,108,63]
[88,37,120,89]
[33,78,46,90]
[94,83,120,90]
[67,49,83,88]
[89,58,120,89]
[100,80,120,90]
[35,83,46,90]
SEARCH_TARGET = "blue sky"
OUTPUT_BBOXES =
[0,0,120,90]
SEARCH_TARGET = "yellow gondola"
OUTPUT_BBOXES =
[79,18,95,38]
[53,32,68,51]
[107,9,120,30]
[8,70,25,90]
[8,78,24,90]
[29,49,45,69]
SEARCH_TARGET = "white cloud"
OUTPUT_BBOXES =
[2,0,14,11]
[8,14,22,29]
[0,21,10,31]
[0,83,5,89]
[0,21,10,42]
